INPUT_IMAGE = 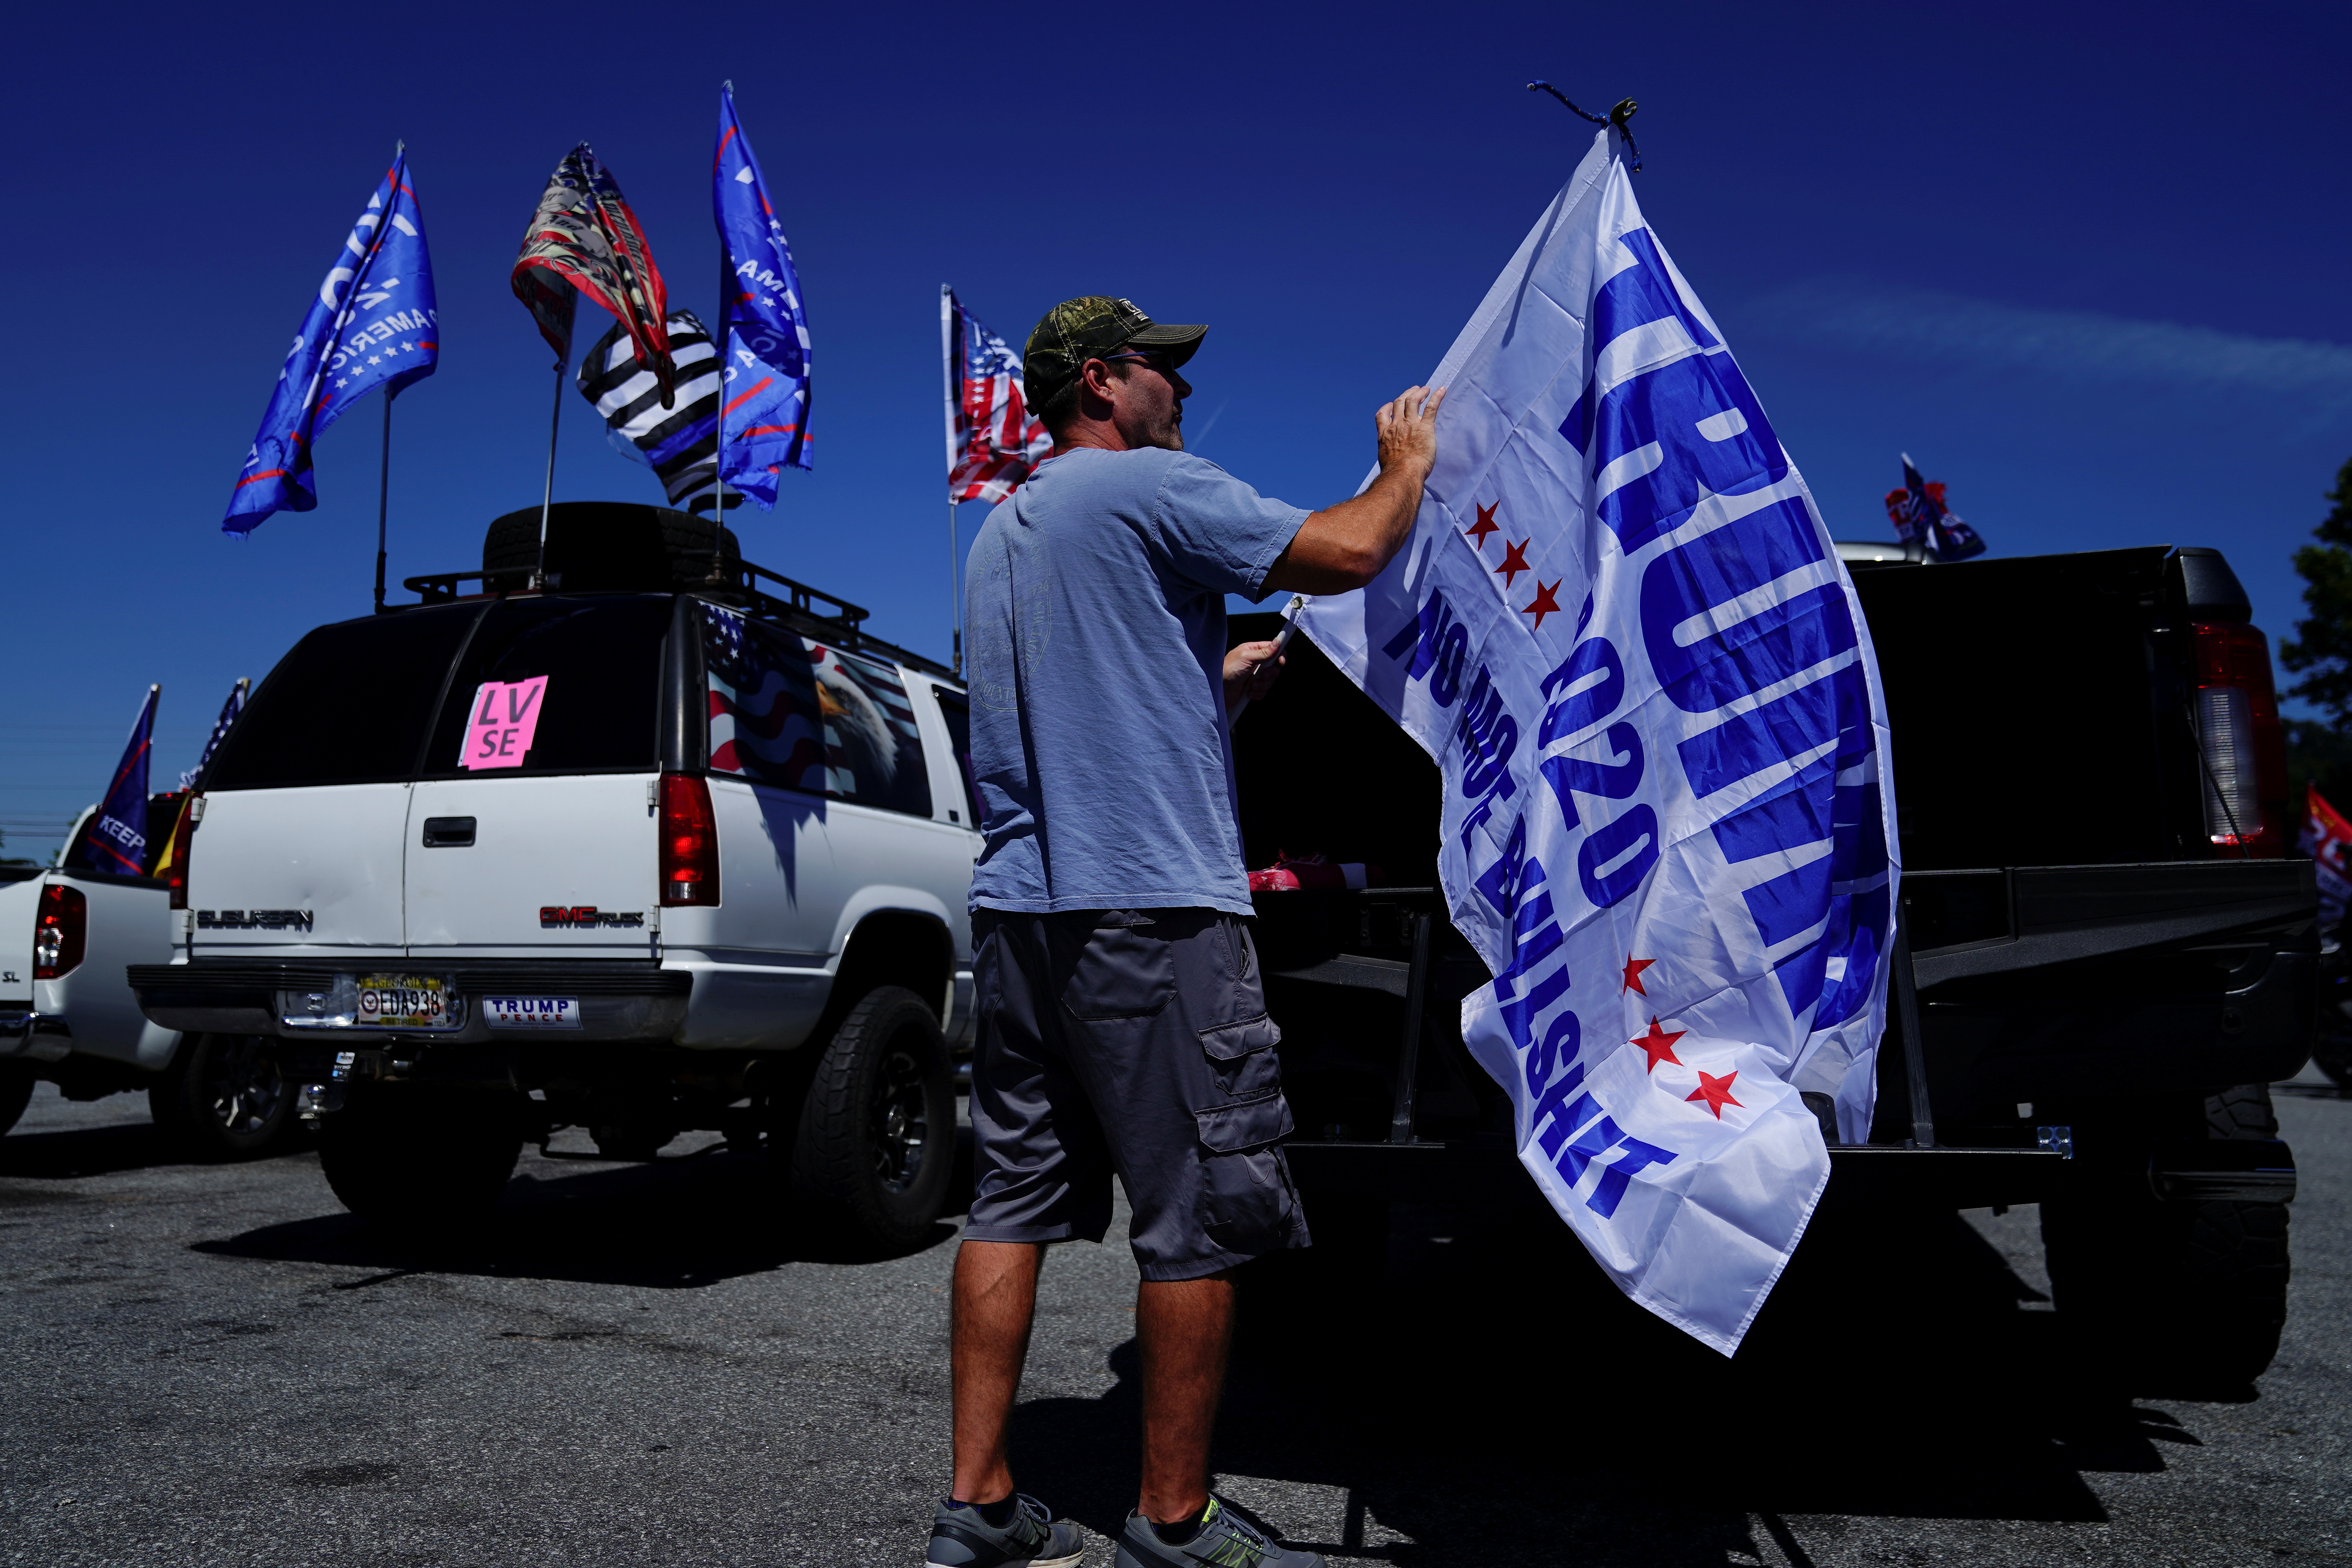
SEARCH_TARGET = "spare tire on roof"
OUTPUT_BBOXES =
[482,501,741,593]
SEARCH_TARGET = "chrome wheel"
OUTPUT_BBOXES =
[200,1035,286,1138]
[870,1045,929,1194]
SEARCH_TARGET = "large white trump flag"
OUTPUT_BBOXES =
[1298,129,1900,1353]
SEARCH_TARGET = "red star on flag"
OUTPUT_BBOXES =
[1523,578,1562,630]
[1494,538,1531,587]
[1631,1017,1685,1074]
[1685,1070,1743,1119]
[1622,955,1654,995]
[1465,500,1500,549]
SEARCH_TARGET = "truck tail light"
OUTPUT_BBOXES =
[659,772,720,906]
[162,792,199,910]
[2192,622,2286,857]
[34,885,87,980]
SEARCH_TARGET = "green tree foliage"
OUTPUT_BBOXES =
[2281,457,2352,815]
[2280,456,2352,725]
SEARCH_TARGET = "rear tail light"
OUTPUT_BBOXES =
[2192,622,2286,856]
[163,792,199,910]
[34,885,87,980]
[659,772,720,906]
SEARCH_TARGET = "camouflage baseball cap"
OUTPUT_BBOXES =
[1022,297,1207,412]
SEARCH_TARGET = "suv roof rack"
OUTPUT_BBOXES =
[393,501,959,684]
[397,559,958,684]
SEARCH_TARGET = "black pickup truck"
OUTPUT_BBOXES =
[1231,541,2313,1388]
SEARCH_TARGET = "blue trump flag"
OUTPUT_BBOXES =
[1297,128,1899,1353]
[712,87,812,506]
[224,151,438,534]
[68,687,159,877]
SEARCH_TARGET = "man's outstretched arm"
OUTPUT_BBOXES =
[1260,384,1445,595]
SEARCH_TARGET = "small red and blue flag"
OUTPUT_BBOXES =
[1883,454,1986,561]
[2302,785,2352,928]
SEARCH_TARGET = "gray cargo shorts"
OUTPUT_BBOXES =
[964,907,1312,1280]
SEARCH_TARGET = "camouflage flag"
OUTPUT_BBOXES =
[511,143,676,404]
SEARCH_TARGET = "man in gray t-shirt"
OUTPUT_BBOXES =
[929,297,1441,1568]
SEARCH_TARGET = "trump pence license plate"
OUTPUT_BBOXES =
[483,996,580,1030]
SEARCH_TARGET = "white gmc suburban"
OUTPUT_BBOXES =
[130,503,982,1249]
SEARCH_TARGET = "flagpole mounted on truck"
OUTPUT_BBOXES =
[221,145,438,611]
[511,143,680,591]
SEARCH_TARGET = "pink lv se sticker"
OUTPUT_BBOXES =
[460,676,549,770]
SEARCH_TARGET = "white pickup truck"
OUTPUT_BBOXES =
[130,502,982,1250]
[1,821,298,1156]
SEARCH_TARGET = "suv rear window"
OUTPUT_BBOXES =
[418,597,670,777]
[702,605,932,816]
[206,605,483,789]
[206,597,671,791]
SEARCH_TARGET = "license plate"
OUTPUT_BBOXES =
[355,974,461,1031]
[483,995,581,1030]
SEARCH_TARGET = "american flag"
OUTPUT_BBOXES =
[943,288,1050,504]
[701,605,926,809]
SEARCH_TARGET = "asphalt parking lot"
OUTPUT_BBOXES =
[1,1070,2344,1568]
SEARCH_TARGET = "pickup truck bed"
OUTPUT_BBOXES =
[1228,540,2313,1388]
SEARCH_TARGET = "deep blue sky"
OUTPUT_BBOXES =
[5,1,2348,857]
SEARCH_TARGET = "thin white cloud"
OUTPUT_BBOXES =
[1746,279,2352,425]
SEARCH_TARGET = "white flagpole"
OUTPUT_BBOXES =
[942,285,962,675]
[373,136,406,614]
[708,81,735,584]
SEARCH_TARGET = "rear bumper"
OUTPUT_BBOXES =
[1281,1138,2079,1207]
[127,958,692,1045]
[1905,860,2319,1121]
[0,1008,73,1062]
[1283,1135,2295,1210]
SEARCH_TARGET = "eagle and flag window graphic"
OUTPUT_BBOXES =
[1295,127,1899,1353]
[701,606,929,817]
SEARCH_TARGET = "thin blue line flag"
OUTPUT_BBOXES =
[68,687,158,877]
[712,88,813,507]
[181,680,246,790]
[224,151,438,535]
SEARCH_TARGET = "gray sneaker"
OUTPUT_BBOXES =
[1115,1495,1324,1568]
[926,1495,1085,1568]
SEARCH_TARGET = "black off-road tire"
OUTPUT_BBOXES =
[149,1034,296,1159]
[0,1061,33,1136]
[318,1084,525,1231]
[2041,1084,2290,1390]
[785,985,953,1251]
